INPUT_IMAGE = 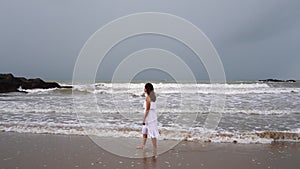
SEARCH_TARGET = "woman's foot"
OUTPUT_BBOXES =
[152,147,157,156]
[136,145,145,149]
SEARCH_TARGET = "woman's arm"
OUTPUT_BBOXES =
[143,96,151,124]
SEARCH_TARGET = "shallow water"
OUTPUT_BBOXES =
[1,81,299,143]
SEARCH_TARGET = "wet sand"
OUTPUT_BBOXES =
[0,132,299,169]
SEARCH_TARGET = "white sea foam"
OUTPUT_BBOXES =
[18,87,58,94]
[1,123,299,144]
[14,82,299,95]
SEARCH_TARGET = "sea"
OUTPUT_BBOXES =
[1,81,299,144]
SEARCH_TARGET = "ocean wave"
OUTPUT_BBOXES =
[1,108,298,120]
[70,82,299,95]
[15,88,298,95]
[12,82,299,95]
[224,110,298,115]
[1,123,299,144]
[18,87,58,94]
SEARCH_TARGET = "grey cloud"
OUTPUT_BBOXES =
[0,0,299,80]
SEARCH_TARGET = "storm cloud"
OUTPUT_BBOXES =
[0,0,299,80]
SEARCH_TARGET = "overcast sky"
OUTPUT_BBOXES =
[0,0,299,81]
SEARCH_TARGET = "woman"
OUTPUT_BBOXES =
[137,83,159,154]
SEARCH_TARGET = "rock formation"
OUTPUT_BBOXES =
[258,79,296,83]
[0,73,70,93]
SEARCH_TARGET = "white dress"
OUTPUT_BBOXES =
[143,101,160,138]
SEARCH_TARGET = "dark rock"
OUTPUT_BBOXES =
[0,73,20,93]
[20,78,60,89]
[286,79,296,83]
[259,79,296,83]
[61,85,72,89]
[0,73,71,93]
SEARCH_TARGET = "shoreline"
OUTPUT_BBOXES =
[1,124,299,144]
[1,132,299,169]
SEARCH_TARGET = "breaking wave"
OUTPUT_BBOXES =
[1,123,299,144]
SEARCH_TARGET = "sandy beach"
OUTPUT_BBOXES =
[0,132,299,169]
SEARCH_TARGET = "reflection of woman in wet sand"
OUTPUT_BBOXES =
[137,83,160,156]
[142,150,158,169]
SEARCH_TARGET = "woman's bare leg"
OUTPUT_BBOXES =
[151,138,157,156]
[137,134,147,149]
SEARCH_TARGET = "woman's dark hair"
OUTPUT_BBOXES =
[145,83,154,95]
[145,83,156,102]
